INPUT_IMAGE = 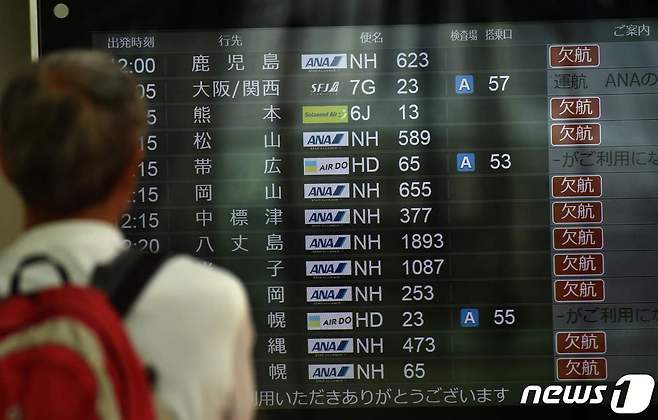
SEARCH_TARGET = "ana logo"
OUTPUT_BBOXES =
[311,81,340,95]
[307,312,353,330]
[520,374,655,414]
[304,209,351,225]
[308,364,355,380]
[307,338,354,354]
[301,54,347,70]
[305,260,352,277]
[306,286,353,302]
[303,131,349,148]
[304,183,350,199]
[304,157,350,176]
[305,234,351,251]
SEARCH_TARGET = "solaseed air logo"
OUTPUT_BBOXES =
[306,286,353,302]
[304,183,350,199]
[305,260,352,277]
[308,364,355,380]
[303,105,349,124]
[303,131,349,148]
[304,157,350,175]
[307,312,354,330]
[307,338,354,354]
[304,209,351,225]
[301,54,347,71]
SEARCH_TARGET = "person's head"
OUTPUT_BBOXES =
[0,50,146,226]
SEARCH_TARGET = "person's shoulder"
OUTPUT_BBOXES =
[161,254,244,289]
[142,254,250,322]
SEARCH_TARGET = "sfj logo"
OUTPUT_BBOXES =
[520,374,655,414]
[311,81,340,95]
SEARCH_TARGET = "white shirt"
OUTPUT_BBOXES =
[0,220,255,420]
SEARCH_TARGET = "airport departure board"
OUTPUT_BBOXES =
[90,19,658,409]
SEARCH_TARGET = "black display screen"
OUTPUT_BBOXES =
[37,1,658,417]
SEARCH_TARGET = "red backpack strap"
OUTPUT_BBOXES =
[2,253,164,420]
[92,250,171,318]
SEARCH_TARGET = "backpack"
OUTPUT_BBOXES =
[0,250,170,420]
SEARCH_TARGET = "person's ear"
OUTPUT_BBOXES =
[0,146,5,176]
[112,143,144,210]
[0,141,11,181]
[130,142,145,177]
[123,144,144,190]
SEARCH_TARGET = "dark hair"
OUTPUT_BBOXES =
[0,50,146,215]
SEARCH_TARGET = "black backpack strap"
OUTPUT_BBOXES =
[10,255,70,296]
[92,249,171,318]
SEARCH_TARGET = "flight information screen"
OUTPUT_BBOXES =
[93,19,658,409]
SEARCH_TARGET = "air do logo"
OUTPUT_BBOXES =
[306,312,354,330]
[520,374,655,414]
[304,157,350,176]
